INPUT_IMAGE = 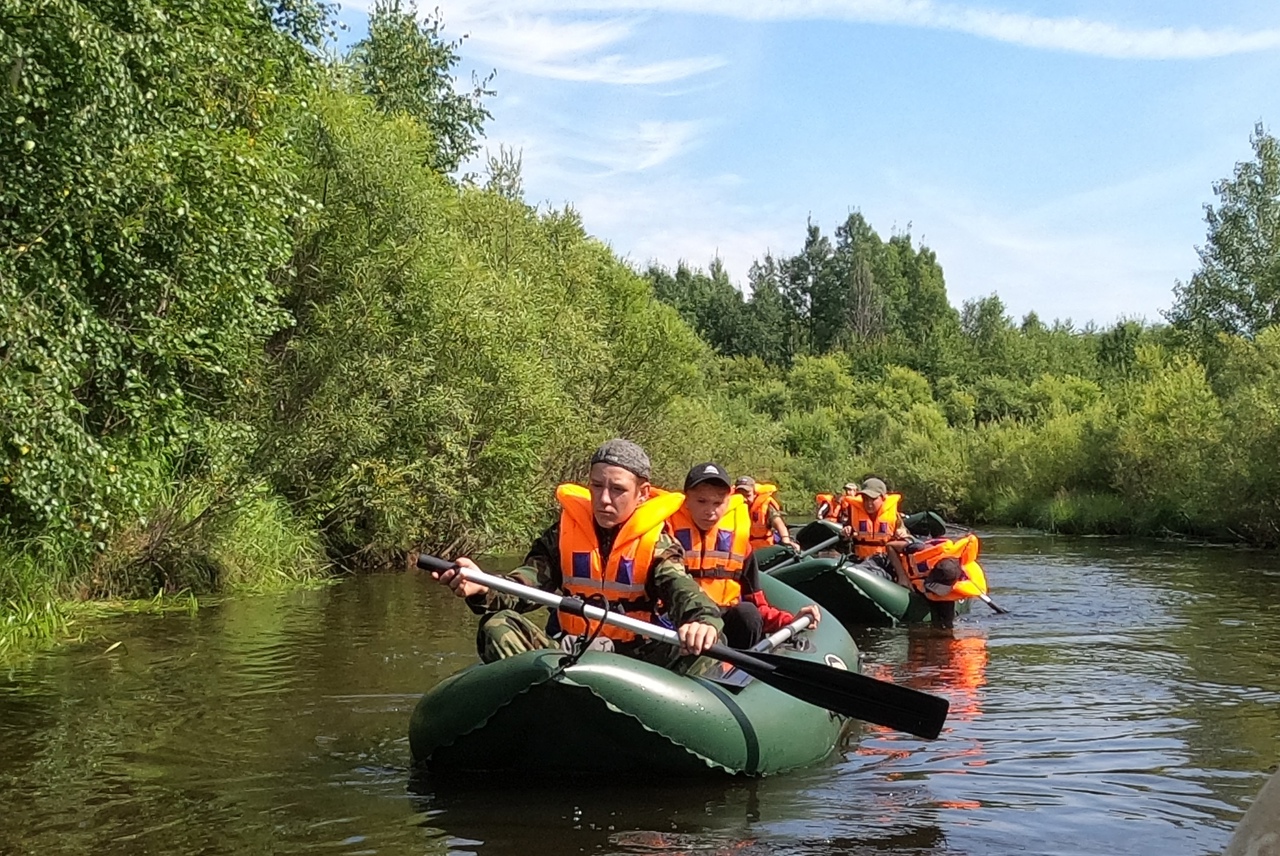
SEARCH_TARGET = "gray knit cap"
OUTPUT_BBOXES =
[589,438,651,480]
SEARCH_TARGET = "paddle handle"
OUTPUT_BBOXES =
[417,555,683,647]
[749,614,812,652]
[766,534,841,573]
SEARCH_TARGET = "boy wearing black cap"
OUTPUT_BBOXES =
[667,463,820,648]
[431,439,723,668]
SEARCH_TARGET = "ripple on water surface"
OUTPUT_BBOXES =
[1,543,1278,855]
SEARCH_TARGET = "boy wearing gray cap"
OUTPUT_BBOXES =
[430,439,723,670]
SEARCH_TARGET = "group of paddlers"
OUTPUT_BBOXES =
[812,478,972,599]
[429,438,938,673]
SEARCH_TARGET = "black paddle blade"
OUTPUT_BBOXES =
[979,594,1010,615]
[709,644,950,740]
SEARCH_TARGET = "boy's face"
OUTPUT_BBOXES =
[685,482,732,531]
[588,463,648,528]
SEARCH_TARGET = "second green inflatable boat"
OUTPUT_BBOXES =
[756,520,968,627]
[409,574,860,777]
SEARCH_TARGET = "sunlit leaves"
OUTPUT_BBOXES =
[347,0,492,175]
[0,0,315,545]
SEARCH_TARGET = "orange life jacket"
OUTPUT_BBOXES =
[814,493,839,522]
[837,494,857,523]
[556,483,685,641]
[667,495,751,607]
[901,534,988,603]
[747,483,782,550]
[846,493,903,559]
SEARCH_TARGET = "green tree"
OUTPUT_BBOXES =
[885,236,961,378]
[1,0,314,545]
[828,212,887,347]
[780,222,834,354]
[348,0,493,174]
[959,294,1017,379]
[1167,123,1280,345]
[646,259,753,356]
[1113,348,1225,526]
[745,256,797,366]
[1096,319,1145,379]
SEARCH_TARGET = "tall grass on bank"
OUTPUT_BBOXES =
[0,595,71,656]
[0,489,326,655]
[0,544,74,654]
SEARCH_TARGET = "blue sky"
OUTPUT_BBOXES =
[338,1,1280,327]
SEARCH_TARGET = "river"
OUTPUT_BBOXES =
[1,531,1277,855]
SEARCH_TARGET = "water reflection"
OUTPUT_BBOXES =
[406,773,951,856]
[1,538,1279,855]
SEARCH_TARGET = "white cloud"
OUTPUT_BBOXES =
[573,179,798,283]
[500,119,706,175]
[897,180,1197,324]
[496,53,725,85]
[447,0,1280,60]
[428,5,726,83]
[463,16,637,63]
[339,2,724,84]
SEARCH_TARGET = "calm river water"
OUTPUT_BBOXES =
[2,532,1278,855]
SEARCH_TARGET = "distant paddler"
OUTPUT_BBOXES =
[815,484,853,523]
[838,477,911,573]
[734,475,795,551]
[428,439,723,670]
[668,463,820,648]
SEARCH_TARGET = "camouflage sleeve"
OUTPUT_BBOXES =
[465,522,562,615]
[646,533,725,632]
[766,503,785,525]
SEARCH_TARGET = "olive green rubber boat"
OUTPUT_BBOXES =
[756,520,968,627]
[409,574,860,777]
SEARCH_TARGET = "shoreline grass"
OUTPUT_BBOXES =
[0,491,332,660]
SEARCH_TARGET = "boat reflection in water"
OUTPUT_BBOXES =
[407,771,948,856]
[851,625,990,815]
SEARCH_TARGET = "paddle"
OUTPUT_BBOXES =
[763,534,841,573]
[418,555,949,740]
[974,592,1010,615]
[748,614,812,653]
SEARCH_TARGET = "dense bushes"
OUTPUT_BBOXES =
[5,0,1280,630]
[259,91,708,562]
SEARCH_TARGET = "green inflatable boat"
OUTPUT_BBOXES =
[756,520,968,627]
[409,574,861,777]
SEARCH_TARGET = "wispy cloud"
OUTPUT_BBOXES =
[502,118,707,175]
[465,16,636,63]
[447,0,1280,60]
[897,177,1200,324]
[571,176,799,282]
[426,4,726,83]
[497,53,725,85]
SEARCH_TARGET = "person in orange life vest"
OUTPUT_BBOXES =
[430,439,723,669]
[883,546,964,626]
[733,476,794,551]
[816,484,852,522]
[827,482,858,521]
[669,463,821,648]
[839,477,911,573]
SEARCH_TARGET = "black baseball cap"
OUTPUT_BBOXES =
[683,462,732,491]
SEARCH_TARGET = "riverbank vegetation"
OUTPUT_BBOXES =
[4,0,1280,641]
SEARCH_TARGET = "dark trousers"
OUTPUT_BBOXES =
[721,601,764,649]
[928,600,957,629]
